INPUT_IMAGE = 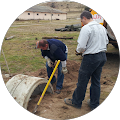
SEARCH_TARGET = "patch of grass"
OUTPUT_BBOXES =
[1,19,81,74]
[100,91,110,103]
[107,44,119,53]
[111,76,117,83]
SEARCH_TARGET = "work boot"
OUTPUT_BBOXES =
[64,98,81,109]
[87,99,95,111]
[55,89,61,94]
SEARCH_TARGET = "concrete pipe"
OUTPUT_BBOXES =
[6,74,54,109]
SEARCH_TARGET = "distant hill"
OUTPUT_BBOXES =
[37,1,86,19]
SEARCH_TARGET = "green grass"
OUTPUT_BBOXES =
[0,19,81,74]
[1,19,118,74]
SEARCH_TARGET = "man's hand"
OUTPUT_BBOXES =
[46,58,54,68]
[62,67,68,74]
[75,50,82,56]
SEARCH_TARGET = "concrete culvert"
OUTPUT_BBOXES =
[6,74,54,109]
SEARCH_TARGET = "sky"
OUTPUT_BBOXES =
[52,0,67,1]
[52,0,69,2]
[41,0,72,3]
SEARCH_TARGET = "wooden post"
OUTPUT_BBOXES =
[2,49,11,76]
[5,35,15,40]
[42,36,73,39]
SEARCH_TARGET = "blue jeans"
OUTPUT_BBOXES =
[46,53,67,90]
[72,52,107,109]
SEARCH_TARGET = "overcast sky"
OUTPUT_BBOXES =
[52,0,68,2]
[53,0,64,1]
[41,0,72,3]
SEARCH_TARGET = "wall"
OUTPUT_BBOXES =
[18,11,67,20]
[18,12,34,20]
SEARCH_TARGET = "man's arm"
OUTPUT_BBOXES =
[53,48,68,74]
[76,26,90,53]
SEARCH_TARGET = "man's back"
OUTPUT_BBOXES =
[85,21,108,54]
[77,21,109,55]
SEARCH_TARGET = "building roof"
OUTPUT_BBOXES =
[26,6,67,14]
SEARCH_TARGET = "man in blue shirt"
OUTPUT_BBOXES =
[36,39,68,94]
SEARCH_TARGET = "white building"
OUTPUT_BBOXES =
[18,6,67,20]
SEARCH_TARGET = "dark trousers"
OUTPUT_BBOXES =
[72,52,107,109]
[46,53,67,90]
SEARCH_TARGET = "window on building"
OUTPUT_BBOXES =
[52,14,53,16]
[45,14,47,16]
[28,13,30,15]
[58,14,60,16]
[37,13,39,15]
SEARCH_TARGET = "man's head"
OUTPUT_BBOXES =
[36,39,48,50]
[80,11,93,25]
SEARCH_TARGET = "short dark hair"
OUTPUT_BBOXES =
[39,39,48,47]
[80,10,92,19]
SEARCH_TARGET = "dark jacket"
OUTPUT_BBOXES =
[41,39,67,62]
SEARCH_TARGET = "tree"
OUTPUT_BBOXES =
[85,6,90,11]
[51,2,55,8]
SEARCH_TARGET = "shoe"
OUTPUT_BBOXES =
[64,98,81,109]
[55,89,61,94]
[87,99,95,111]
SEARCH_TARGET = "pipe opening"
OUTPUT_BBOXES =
[31,83,53,97]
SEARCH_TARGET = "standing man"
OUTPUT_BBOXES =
[64,11,108,110]
[36,39,68,94]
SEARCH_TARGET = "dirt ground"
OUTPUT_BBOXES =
[23,52,119,120]
[2,52,119,119]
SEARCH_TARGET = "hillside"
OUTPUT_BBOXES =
[37,1,86,19]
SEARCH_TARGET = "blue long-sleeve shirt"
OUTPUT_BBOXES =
[41,39,67,63]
